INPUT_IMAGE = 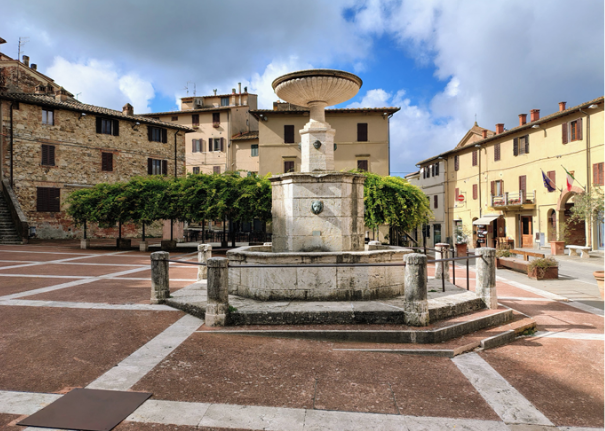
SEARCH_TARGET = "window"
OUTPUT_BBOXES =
[212,113,220,125]
[473,184,478,200]
[171,116,178,121]
[41,144,55,166]
[147,158,167,175]
[357,160,368,171]
[472,150,478,166]
[148,126,167,143]
[433,195,438,209]
[594,162,604,186]
[42,108,54,125]
[192,114,199,126]
[284,125,295,143]
[434,224,441,244]
[494,143,501,161]
[37,187,60,212]
[192,139,203,153]
[490,180,503,196]
[213,166,221,174]
[101,152,113,172]
[563,119,583,144]
[192,167,200,174]
[210,138,224,152]
[513,135,529,155]
[357,123,368,142]
[221,97,229,106]
[434,162,439,176]
[547,170,556,192]
[96,117,119,136]
[251,144,259,157]
[454,155,459,171]
[284,160,295,173]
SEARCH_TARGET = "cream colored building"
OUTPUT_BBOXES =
[140,86,259,175]
[251,102,399,176]
[417,97,604,251]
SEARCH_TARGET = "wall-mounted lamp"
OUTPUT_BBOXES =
[588,104,599,109]
[261,115,268,121]
[474,144,481,148]
[79,112,87,119]
[531,124,540,129]
[132,121,141,130]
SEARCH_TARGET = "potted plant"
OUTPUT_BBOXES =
[528,257,559,280]
[496,249,512,269]
[593,270,604,299]
[454,224,469,256]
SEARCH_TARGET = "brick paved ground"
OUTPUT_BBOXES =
[0,241,602,430]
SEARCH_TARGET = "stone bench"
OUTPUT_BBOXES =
[496,256,530,274]
[566,245,591,258]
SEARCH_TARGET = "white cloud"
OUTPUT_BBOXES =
[348,88,392,108]
[46,56,155,112]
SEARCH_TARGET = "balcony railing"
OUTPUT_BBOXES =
[492,190,535,207]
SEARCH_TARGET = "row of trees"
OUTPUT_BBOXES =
[66,171,432,243]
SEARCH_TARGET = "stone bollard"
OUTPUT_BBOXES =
[475,247,498,309]
[197,244,212,281]
[139,240,149,252]
[435,243,450,282]
[150,251,170,304]
[80,239,90,250]
[206,257,229,327]
[404,253,429,326]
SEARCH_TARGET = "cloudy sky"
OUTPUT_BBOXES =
[1,0,603,176]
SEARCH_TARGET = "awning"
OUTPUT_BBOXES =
[472,215,501,225]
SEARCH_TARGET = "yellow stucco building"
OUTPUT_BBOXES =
[417,97,604,251]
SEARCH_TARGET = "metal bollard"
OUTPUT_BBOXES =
[435,243,450,284]
[475,247,497,309]
[197,244,212,281]
[403,253,429,326]
[205,257,229,327]
[150,251,170,304]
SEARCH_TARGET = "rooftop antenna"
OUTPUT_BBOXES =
[184,81,191,96]
[75,92,82,100]
[193,83,196,97]
[16,36,30,87]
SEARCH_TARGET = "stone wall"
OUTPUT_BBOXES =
[0,100,187,239]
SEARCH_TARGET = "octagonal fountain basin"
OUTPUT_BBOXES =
[227,245,412,301]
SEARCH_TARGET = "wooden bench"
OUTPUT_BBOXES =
[496,249,545,274]
[566,245,591,258]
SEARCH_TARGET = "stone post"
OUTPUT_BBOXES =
[206,257,229,327]
[404,253,429,326]
[150,251,170,304]
[435,243,450,282]
[475,247,497,309]
[80,239,90,250]
[197,244,212,281]
[139,241,149,252]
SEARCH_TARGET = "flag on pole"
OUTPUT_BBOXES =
[562,166,575,191]
[541,170,556,192]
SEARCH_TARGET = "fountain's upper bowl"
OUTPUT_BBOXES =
[272,69,362,107]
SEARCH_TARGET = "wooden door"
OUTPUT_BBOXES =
[521,216,533,247]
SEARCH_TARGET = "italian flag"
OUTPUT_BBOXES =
[563,167,575,191]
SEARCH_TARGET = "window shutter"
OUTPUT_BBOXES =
[201,139,205,152]
[357,160,368,171]
[491,181,495,196]
[473,184,478,200]
[547,170,555,191]
[562,122,568,144]
[147,126,152,141]
[455,188,459,200]
[435,163,439,176]
[192,139,196,152]
[220,138,225,152]
[96,117,102,134]
[113,119,119,136]
[162,128,167,143]
[357,123,368,141]
[577,117,583,140]
[472,150,477,166]
[41,145,48,165]
[454,155,459,171]
[513,138,519,156]
[49,188,60,212]
[433,195,438,209]
[524,135,529,154]
[147,158,153,174]
[600,163,604,186]
[519,175,526,194]
[37,188,46,212]
[162,160,168,175]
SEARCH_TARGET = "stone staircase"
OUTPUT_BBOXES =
[0,193,22,244]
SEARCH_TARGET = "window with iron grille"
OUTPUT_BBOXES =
[251,144,258,157]
[193,167,200,174]
[147,158,167,175]
[41,144,55,166]
[357,123,368,142]
[42,108,54,125]
[284,125,295,143]
[213,166,221,174]
[96,117,119,136]
[37,187,60,212]
[284,160,295,173]
[357,160,368,171]
[101,152,113,171]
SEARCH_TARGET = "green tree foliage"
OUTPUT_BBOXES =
[361,172,432,232]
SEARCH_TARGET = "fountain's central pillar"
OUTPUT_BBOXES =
[300,101,335,172]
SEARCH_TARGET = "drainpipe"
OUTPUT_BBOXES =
[475,145,482,217]
[174,131,178,179]
[10,101,14,188]
[579,108,592,248]
[387,113,394,176]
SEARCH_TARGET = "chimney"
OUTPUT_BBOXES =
[213,89,217,96]
[482,129,488,139]
[559,101,566,112]
[54,87,70,102]
[238,82,242,106]
[519,114,527,126]
[22,55,29,67]
[35,85,46,94]
[530,109,540,122]
[122,103,134,116]
[495,123,504,134]
[30,64,37,71]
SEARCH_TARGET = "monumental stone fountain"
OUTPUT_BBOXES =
[227,69,411,300]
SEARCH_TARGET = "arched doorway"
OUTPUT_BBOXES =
[556,187,586,246]
[547,209,557,242]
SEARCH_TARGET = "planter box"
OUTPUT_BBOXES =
[528,266,558,280]
[550,241,565,256]
[455,243,467,257]
[116,238,132,250]
[594,271,604,299]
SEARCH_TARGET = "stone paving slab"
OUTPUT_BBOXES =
[122,267,198,280]
[0,263,144,277]
[480,337,604,428]
[0,276,77,296]
[0,305,183,393]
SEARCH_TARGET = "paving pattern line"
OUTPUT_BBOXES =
[498,296,556,302]
[565,300,605,317]
[0,298,178,311]
[0,273,92,279]
[452,352,554,426]
[0,250,135,272]
[533,331,605,340]
[494,276,570,302]
[86,313,203,391]
[0,266,150,300]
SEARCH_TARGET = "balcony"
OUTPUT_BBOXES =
[491,190,536,209]
[212,122,220,128]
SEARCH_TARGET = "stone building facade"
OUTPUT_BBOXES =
[0,90,192,239]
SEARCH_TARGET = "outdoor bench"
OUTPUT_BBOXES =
[496,249,545,274]
[566,245,591,258]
